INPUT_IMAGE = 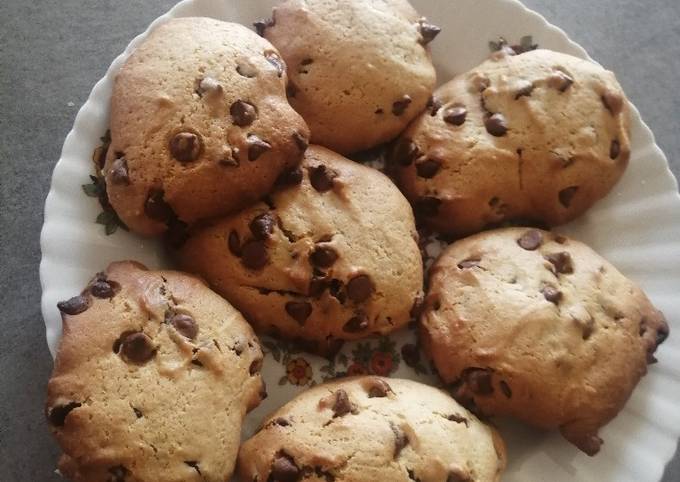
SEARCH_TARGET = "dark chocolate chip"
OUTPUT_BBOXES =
[247,134,271,161]
[457,258,481,269]
[418,21,441,45]
[517,229,543,250]
[250,357,263,375]
[367,379,393,398]
[273,417,290,427]
[443,105,467,126]
[610,139,621,160]
[343,315,368,333]
[292,131,309,152]
[390,422,409,458]
[249,213,276,240]
[241,240,269,270]
[347,275,373,303]
[90,280,116,298]
[414,197,441,218]
[545,251,574,274]
[230,100,257,127]
[310,245,338,268]
[109,157,130,185]
[602,90,623,116]
[48,401,81,426]
[265,51,285,77]
[57,295,91,315]
[170,132,202,163]
[308,277,328,298]
[119,332,156,364]
[332,389,353,417]
[415,159,441,178]
[285,301,312,325]
[276,166,304,187]
[463,367,494,395]
[108,465,131,482]
[427,96,442,116]
[558,186,579,208]
[542,286,563,304]
[170,313,198,339]
[254,17,274,36]
[328,279,346,304]
[446,413,469,426]
[309,165,338,192]
[228,230,242,257]
[270,453,300,482]
[392,95,412,116]
[390,138,420,166]
[485,113,508,136]
[548,70,573,92]
[144,189,174,222]
[515,80,534,99]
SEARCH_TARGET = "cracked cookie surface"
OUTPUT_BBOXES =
[237,376,506,482]
[391,49,631,237]
[258,0,438,154]
[177,145,423,355]
[47,261,265,482]
[420,228,669,455]
[104,17,309,237]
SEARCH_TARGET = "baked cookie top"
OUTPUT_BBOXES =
[46,261,265,482]
[259,0,438,154]
[177,145,423,355]
[392,49,630,236]
[238,376,506,482]
[104,17,309,237]
[420,228,669,455]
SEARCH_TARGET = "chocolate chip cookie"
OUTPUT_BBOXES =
[257,0,438,154]
[238,376,506,482]
[47,261,265,481]
[177,145,423,355]
[391,49,631,237]
[420,228,669,455]
[104,17,309,237]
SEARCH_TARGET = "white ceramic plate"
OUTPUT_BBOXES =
[40,0,680,480]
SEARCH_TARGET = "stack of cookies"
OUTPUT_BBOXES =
[46,1,669,481]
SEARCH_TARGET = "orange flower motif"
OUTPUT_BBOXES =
[347,361,368,376]
[286,357,313,386]
[370,351,394,376]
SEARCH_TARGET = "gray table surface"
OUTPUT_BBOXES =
[1,0,678,480]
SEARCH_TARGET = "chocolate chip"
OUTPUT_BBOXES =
[542,286,562,304]
[273,417,290,427]
[390,138,420,166]
[447,468,472,482]
[602,90,623,116]
[390,422,409,458]
[500,380,512,398]
[276,166,304,186]
[427,96,442,116]
[485,113,508,136]
[196,76,223,97]
[367,379,393,398]
[545,251,574,274]
[270,453,300,482]
[170,132,202,163]
[109,157,130,185]
[343,315,368,333]
[392,95,412,116]
[517,229,543,250]
[253,17,274,36]
[457,258,480,269]
[308,277,328,298]
[414,197,441,218]
[57,295,91,315]
[332,389,353,417]
[90,280,116,298]
[548,70,573,92]
[610,139,621,160]
[285,301,312,325]
[230,100,257,127]
[228,230,242,257]
[515,80,534,99]
[292,131,309,152]
[347,275,373,303]
[108,465,130,482]
[170,313,198,339]
[463,367,493,395]
[309,165,338,192]
[310,245,338,268]
[247,134,271,161]
[443,105,467,126]
[328,279,346,304]
[118,332,156,364]
[446,413,469,426]
[48,401,81,426]
[144,189,174,222]
[250,357,263,375]
[418,21,441,45]
[265,50,285,77]
[415,159,441,178]
[249,213,276,240]
[241,240,269,270]
[558,186,578,208]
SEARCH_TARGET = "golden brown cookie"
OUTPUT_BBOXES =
[104,17,309,237]
[238,376,506,482]
[420,228,669,455]
[391,49,631,237]
[258,0,438,154]
[46,261,265,481]
[177,145,423,355]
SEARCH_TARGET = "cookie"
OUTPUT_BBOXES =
[420,228,669,455]
[257,0,438,154]
[46,261,265,481]
[177,145,423,355]
[104,17,309,237]
[238,376,506,481]
[391,49,631,237]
